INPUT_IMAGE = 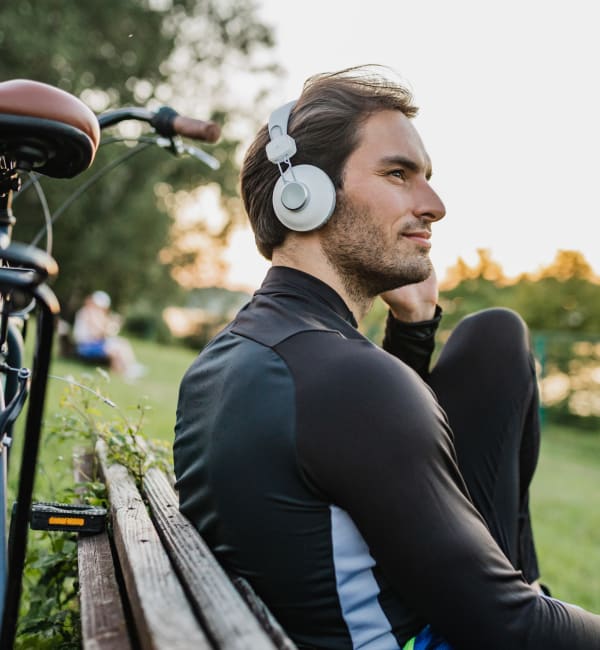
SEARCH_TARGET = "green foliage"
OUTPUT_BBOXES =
[176,285,251,349]
[512,276,600,334]
[359,297,389,342]
[0,0,279,313]
[16,371,173,646]
[15,404,107,649]
[123,301,175,343]
[440,249,600,335]
[55,371,173,486]
[17,532,81,650]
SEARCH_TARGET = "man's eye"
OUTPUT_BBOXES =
[389,169,407,180]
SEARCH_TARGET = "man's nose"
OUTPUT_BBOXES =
[416,182,446,222]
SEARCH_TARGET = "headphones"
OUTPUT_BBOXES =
[266,100,336,232]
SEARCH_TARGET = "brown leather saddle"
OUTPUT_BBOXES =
[0,79,100,178]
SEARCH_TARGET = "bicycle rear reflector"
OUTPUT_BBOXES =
[29,502,107,534]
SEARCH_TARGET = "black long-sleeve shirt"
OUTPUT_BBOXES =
[174,266,600,649]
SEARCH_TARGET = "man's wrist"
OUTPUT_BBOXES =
[387,304,443,329]
[388,303,438,324]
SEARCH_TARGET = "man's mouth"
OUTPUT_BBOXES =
[402,230,432,248]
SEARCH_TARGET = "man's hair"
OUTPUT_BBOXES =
[240,65,419,259]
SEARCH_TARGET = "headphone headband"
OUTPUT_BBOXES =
[268,100,296,140]
[266,100,297,164]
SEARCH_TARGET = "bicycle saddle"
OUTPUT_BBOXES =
[0,79,100,178]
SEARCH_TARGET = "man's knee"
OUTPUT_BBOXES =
[458,308,530,349]
[444,308,533,379]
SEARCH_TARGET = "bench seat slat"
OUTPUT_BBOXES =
[144,467,287,650]
[75,449,132,650]
[78,533,132,650]
[98,444,212,650]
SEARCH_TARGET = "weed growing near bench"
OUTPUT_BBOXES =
[16,371,173,648]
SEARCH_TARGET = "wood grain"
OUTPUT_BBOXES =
[78,533,132,650]
[97,442,211,650]
[74,449,132,650]
[143,467,288,650]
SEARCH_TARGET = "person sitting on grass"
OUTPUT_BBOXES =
[73,290,146,381]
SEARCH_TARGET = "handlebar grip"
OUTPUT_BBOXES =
[172,115,221,143]
[151,106,221,143]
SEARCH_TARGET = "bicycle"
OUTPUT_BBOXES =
[0,78,221,648]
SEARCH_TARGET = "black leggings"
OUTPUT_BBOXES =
[428,308,541,583]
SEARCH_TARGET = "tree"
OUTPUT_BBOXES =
[535,250,598,283]
[0,0,278,316]
[441,248,507,289]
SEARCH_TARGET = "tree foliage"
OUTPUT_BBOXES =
[439,249,600,334]
[0,0,278,316]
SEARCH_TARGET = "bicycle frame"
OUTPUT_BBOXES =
[0,183,60,645]
[0,321,25,607]
[0,283,58,647]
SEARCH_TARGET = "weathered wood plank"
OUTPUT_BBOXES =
[74,449,132,650]
[231,576,298,650]
[143,467,288,650]
[78,534,132,650]
[97,442,212,650]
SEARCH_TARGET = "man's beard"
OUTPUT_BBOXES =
[320,193,432,303]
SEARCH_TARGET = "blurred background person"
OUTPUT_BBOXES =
[73,290,146,381]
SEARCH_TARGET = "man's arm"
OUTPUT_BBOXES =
[380,270,441,379]
[297,348,600,649]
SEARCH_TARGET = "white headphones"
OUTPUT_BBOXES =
[266,100,336,232]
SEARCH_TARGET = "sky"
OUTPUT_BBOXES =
[225,0,600,290]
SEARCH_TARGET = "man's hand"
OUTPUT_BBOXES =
[380,268,439,322]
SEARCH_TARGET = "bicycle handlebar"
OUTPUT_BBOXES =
[171,113,220,143]
[98,105,221,143]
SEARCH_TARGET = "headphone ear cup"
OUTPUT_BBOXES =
[272,164,336,232]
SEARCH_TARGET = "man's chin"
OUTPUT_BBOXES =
[364,268,431,296]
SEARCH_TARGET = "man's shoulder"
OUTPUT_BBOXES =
[230,292,358,348]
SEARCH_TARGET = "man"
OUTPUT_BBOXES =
[174,67,600,648]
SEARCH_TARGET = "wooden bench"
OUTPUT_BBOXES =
[74,444,297,650]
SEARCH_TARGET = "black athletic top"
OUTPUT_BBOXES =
[174,266,600,649]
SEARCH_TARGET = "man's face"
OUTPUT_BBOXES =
[320,109,446,299]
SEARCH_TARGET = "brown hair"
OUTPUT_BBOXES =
[240,66,419,259]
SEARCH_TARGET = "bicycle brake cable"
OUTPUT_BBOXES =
[26,172,52,255]
[19,133,219,249]
[29,141,153,248]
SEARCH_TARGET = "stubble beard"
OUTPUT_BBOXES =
[321,194,432,304]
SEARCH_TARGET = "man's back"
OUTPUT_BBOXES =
[175,266,600,649]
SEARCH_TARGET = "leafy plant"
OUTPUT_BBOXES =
[17,532,81,650]
[16,370,173,647]
[53,369,172,487]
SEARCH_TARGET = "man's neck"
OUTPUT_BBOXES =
[271,240,373,320]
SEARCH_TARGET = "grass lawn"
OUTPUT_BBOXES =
[9,335,600,616]
[530,424,600,611]
[9,337,199,500]
[45,337,199,440]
